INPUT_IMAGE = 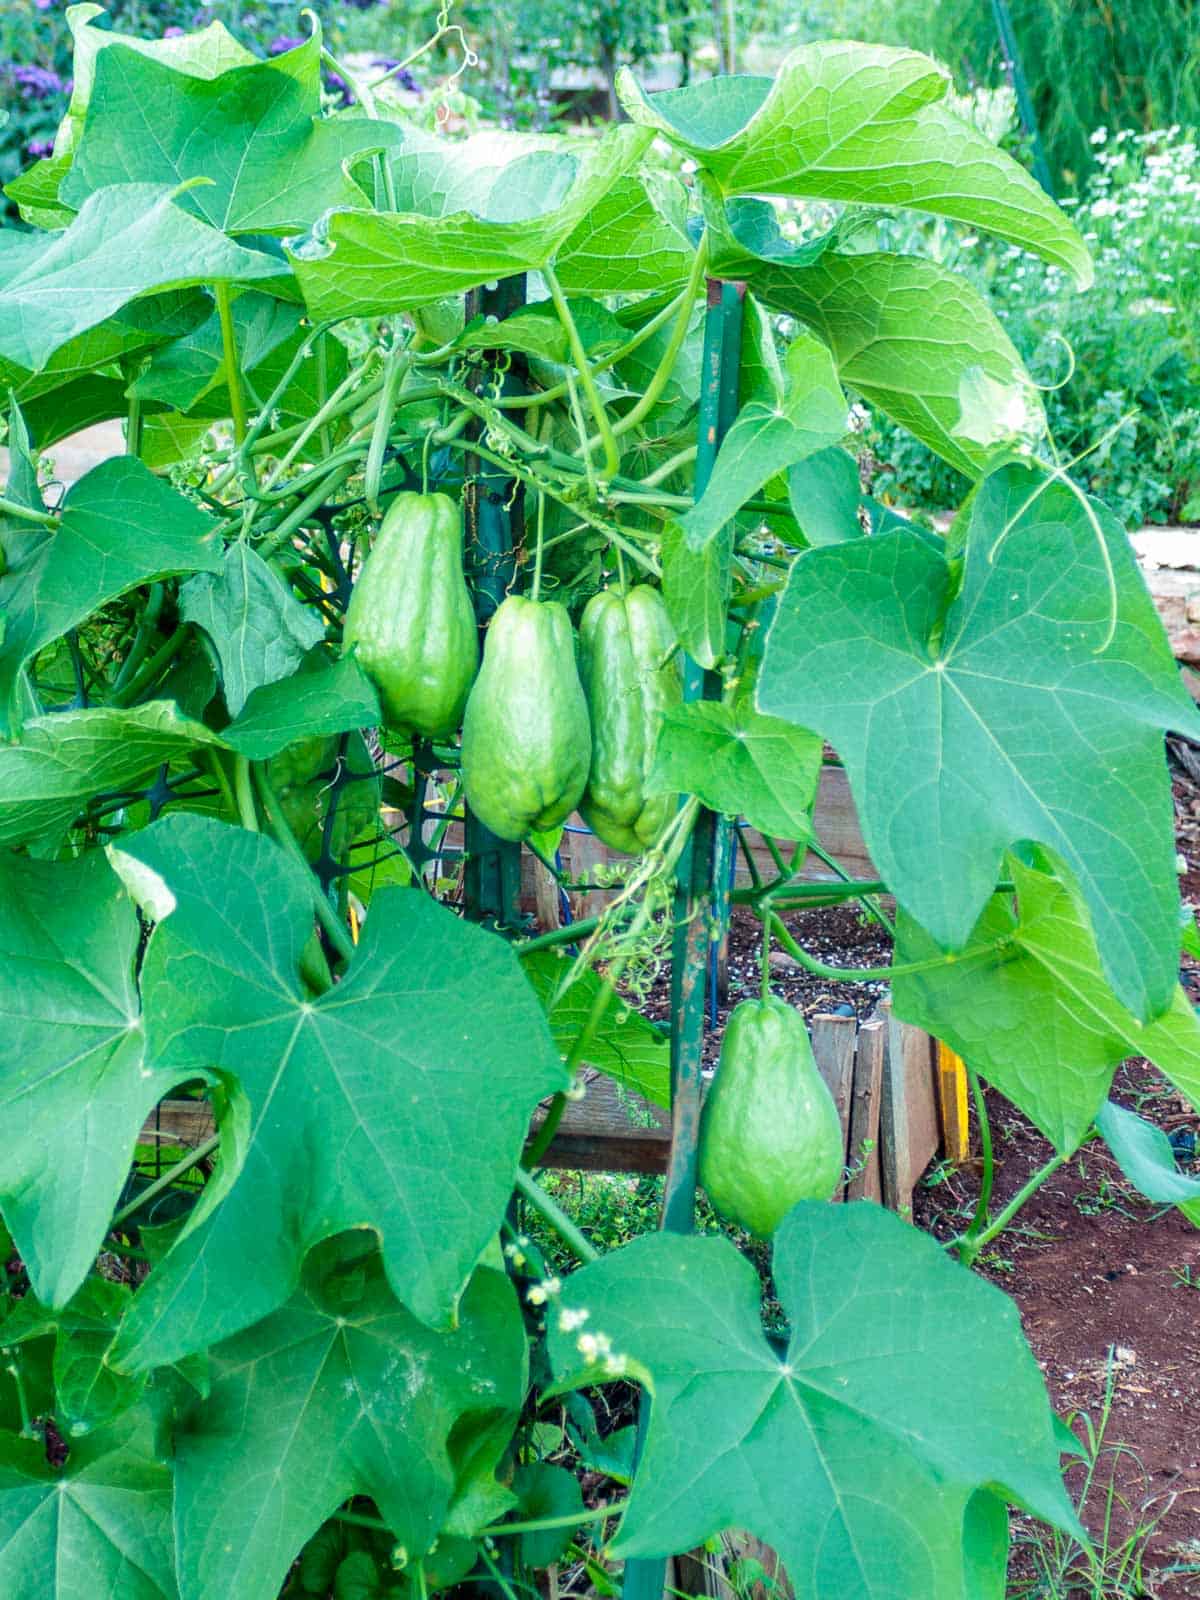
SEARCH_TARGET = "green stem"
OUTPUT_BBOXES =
[263,360,374,491]
[639,443,698,488]
[767,912,1001,984]
[957,1063,995,1262]
[234,755,259,831]
[3,1353,31,1435]
[111,1134,220,1229]
[256,463,355,558]
[253,763,357,965]
[214,281,249,448]
[108,624,190,707]
[494,287,691,411]
[598,233,708,447]
[512,1167,599,1263]
[805,839,896,936]
[481,1502,628,1538]
[530,492,546,601]
[760,914,772,1000]
[126,390,143,458]
[0,496,57,528]
[544,264,620,479]
[516,915,603,956]
[954,1149,1067,1268]
[110,584,165,696]
[365,348,407,516]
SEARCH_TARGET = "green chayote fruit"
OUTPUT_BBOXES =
[269,731,380,864]
[579,584,682,853]
[698,995,844,1237]
[343,491,478,738]
[460,595,591,841]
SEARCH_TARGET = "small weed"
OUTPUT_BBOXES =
[1007,1350,1176,1598]
[1170,1265,1200,1292]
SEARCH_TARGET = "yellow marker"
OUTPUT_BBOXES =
[937,1040,970,1163]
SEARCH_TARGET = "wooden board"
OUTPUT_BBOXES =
[879,999,941,1215]
[140,1003,948,1204]
[846,1017,885,1203]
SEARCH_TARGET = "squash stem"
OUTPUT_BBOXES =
[544,263,620,480]
[214,280,249,449]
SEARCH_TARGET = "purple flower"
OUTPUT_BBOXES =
[267,35,304,57]
[373,58,420,91]
[164,25,184,37]
[322,67,352,106]
[35,0,54,11]
[7,63,64,101]
[26,137,55,161]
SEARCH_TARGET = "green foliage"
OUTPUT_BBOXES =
[0,19,1193,1600]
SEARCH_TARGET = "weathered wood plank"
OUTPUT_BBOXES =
[810,1012,856,1197]
[880,1000,939,1215]
[846,1017,885,1202]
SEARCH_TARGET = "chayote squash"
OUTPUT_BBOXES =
[269,731,380,864]
[343,491,478,738]
[578,584,682,854]
[698,995,844,1237]
[460,594,591,841]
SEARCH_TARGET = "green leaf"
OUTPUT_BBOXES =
[0,183,289,374]
[172,1243,526,1600]
[0,455,222,732]
[290,125,651,319]
[0,290,210,414]
[179,544,325,716]
[522,950,670,1108]
[616,43,1092,286]
[893,858,1200,1153]
[64,38,402,235]
[646,700,821,840]
[0,1404,176,1600]
[555,171,696,298]
[1,1277,147,1436]
[109,815,567,1368]
[786,446,863,546]
[699,183,836,282]
[1094,1101,1200,1223]
[513,1463,585,1568]
[548,1204,1080,1597]
[681,331,846,550]
[754,252,1043,477]
[758,463,1200,1020]
[660,519,730,672]
[0,850,182,1310]
[220,655,381,760]
[0,701,224,849]
[129,292,302,416]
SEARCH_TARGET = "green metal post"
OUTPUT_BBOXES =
[989,0,1055,197]
[462,276,526,929]
[621,279,745,1600]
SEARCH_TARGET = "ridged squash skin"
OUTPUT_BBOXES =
[699,996,844,1237]
[343,491,478,738]
[579,585,682,854]
[460,595,591,842]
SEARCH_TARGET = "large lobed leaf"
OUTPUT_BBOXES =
[549,1203,1080,1597]
[754,251,1044,476]
[0,184,289,376]
[108,815,567,1369]
[759,463,1200,1020]
[617,42,1091,286]
[0,454,223,734]
[173,1243,526,1600]
[0,851,181,1309]
[289,125,653,318]
[62,36,403,236]
[894,857,1200,1154]
[0,1405,176,1600]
